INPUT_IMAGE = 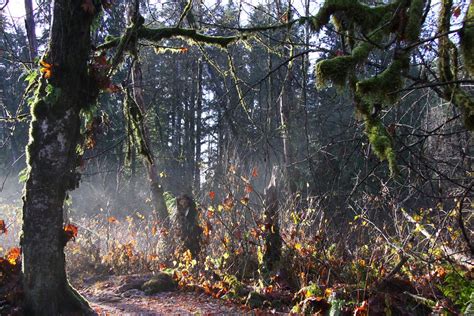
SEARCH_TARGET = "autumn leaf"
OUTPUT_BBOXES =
[40,60,52,79]
[240,197,249,205]
[179,47,189,53]
[6,247,21,266]
[209,191,216,200]
[245,184,253,193]
[223,194,234,211]
[151,223,158,236]
[108,216,118,223]
[64,224,78,242]
[453,6,461,18]
[105,83,121,93]
[251,167,258,178]
[203,221,212,238]
[81,0,96,14]
[354,300,368,316]
[0,220,7,235]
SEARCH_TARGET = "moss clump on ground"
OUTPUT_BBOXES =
[141,272,177,295]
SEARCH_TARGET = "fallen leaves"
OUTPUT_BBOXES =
[6,248,21,266]
[209,191,216,200]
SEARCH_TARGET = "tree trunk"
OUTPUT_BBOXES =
[262,166,283,273]
[24,0,37,61]
[21,1,96,314]
[174,194,202,258]
[128,1,168,224]
[194,59,203,192]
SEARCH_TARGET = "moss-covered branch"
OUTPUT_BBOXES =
[313,0,428,175]
[460,0,474,76]
[310,0,402,32]
[439,0,474,129]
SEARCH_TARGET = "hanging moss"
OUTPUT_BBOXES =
[460,1,474,76]
[365,118,398,175]
[316,56,355,88]
[316,40,375,88]
[123,89,154,164]
[356,55,409,104]
[405,0,425,42]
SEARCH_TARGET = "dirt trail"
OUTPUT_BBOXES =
[80,275,247,315]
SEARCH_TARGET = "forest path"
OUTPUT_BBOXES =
[79,275,245,315]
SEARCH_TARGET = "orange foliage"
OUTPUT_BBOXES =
[6,247,21,266]
[64,224,78,242]
[39,60,52,79]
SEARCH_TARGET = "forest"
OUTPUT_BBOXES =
[0,0,473,315]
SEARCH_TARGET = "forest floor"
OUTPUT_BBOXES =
[80,275,253,315]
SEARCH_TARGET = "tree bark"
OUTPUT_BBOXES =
[262,166,283,272]
[127,1,168,224]
[24,0,37,61]
[194,59,203,192]
[21,1,96,314]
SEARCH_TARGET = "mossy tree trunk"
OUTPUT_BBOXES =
[175,195,202,258]
[128,1,169,224]
[262,166,283,273]
[131,55,168,223]
[21,1,96,314]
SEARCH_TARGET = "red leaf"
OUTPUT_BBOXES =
[209,191,216,200]
[245,184,253,193]
[0,220,7,235]
[354,300,368,316]
[453,6,461,18]
[251,167,258,178]
[64,224,78,242]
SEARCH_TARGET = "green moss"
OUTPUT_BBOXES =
[141,273,177,294]
[451,87,474,130]
[137,27,238,48]
[311,0,401,32]
[316,34,378,88]
[405,0,424,42]
[356,56,409,104]
[460,1,474,76]
[245,291,267,308]
[365,118,398,175]
[316,56,355,88]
